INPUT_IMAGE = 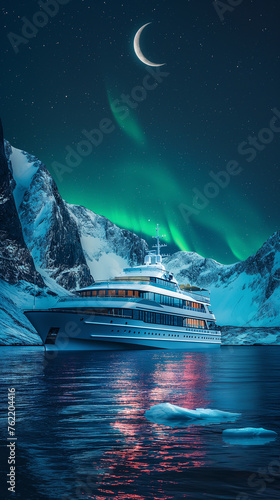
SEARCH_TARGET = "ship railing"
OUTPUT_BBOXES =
[68,282,211,301]
[184,306,207,312]
[57,295,141,303]
[57,296,213,311]
[94,280,179,292]
[185,292,210,303]
[185,328,220,334]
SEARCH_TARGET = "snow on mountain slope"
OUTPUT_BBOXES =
[0,279,54,345]
[67,203,148,280]
[164,233,280,327]
[6,144,93,291]
[9,146,40,209]
[221,326,280,345]
[0,126,44,287]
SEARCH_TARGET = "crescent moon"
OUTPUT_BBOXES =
[133,23,165,67]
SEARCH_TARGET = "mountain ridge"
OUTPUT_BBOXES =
[164,232,280,327]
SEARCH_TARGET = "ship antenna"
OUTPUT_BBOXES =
[152,224,167,257]
[156,223,160,256]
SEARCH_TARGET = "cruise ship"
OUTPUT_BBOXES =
[25,227,221,350]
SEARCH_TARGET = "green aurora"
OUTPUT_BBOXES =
[2,1,279,264]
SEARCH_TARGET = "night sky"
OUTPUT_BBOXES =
[1,0,279,263]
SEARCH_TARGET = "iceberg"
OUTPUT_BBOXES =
[223,427,277,445]
[145,403,241,427]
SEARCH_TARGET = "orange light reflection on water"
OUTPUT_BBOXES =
[91,352,211,497]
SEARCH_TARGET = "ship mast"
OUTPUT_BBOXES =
[152,224,167,257]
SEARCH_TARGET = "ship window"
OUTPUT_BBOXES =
[124,310,133,318]
[108,289,115,296]
[133,310,140,320]
[118,290,125,297]
[127,290,134,297]
[98,289,106,297]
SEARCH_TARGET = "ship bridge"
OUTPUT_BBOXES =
[115,225,178,285]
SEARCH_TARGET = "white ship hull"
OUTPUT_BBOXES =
[25,310,221,350]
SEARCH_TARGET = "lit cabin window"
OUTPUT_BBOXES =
[184,318,206,329]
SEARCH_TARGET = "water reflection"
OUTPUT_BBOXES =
[0,347,279,500]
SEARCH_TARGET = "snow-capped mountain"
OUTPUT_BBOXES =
[4,139,148,291]
[164,232,280,328]
[0,121,43,287]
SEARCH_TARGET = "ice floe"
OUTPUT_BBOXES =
[145,403,241,427]
[223,427,277,445]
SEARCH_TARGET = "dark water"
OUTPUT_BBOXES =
[0,346,280,500]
